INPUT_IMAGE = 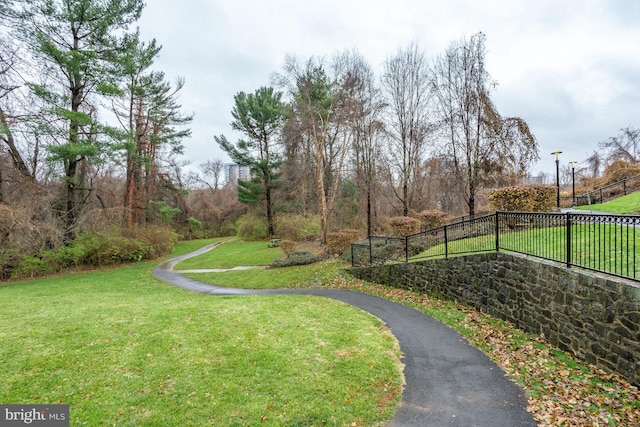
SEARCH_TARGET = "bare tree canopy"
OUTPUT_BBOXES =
[381,41,433,216]
[432,32,538,215]
[599,126,640,164]
[274,53,364,242]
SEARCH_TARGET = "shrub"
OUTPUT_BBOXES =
[77,207,126,234]
[176,217,205,240]
[0,204,15,243]
[0,250,24,280]
[269,251,322,268]
[280,240,297,256]
[10,246,83,280]
[488,186,536,212]
[342,238,406,263]
[531,185,556,212]
[488,185,556,212]
[74,232,150,267]
[387,216,420,237]
[601,160,640,186]
[1,226,176,280]
[42,246,82,270]
[236,213,268,241]
[417,210,448,230]
[0,203,63,255]
[11,256,49,279]
[275,214,321,241]
[123,226,177,259]
[327,229,361,256]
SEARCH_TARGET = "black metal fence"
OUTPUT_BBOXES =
[351,211,640,282]
[565,174,640,208]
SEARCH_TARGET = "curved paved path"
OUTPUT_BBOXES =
[153,245,537,426]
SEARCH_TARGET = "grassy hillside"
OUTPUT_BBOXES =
[574,191,640,214]
[0,243,402,426]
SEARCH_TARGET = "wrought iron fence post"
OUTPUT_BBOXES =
[405,235,409,263]
[495,212,500,252]
[444,225,449,258]
[351,244,355,266]
[566,212,572,268]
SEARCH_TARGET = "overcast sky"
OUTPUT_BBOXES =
[138,0,640,178]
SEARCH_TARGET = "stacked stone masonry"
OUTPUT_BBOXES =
[348,252,640,386]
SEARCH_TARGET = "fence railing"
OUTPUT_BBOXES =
[566,174,640,208]
[419,211,492,232]
[351,211,640,282]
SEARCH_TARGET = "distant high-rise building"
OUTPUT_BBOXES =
[224,163,251,185]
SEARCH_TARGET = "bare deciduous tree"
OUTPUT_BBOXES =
[276,53,359,243]
[345,52,386,235]
[433,32,538,215]
[0,28,35,185]
[600,126,640,164]
[381,41,433,216]
[584,150,602,178]
[197,159,225,194]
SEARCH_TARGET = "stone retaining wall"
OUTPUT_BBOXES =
[348,252,640,386]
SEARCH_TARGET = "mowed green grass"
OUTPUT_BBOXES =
[0,245,403,426]
[413,223,640,277]
[179,236,640,425]
[176,239,346,289]
[574,190,640,214]
[182,260,346,289]
[175,239,285,269]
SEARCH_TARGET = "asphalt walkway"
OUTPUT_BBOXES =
[153,246,537,426]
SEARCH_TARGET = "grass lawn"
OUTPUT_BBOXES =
[182,260,346,289]
[0,247,403,426]
[574,190,640,214]
[175,239,285,269]
[412,223,640,278]
[4,237,639,426]
[170,237,230,257]
[173,240,640,425]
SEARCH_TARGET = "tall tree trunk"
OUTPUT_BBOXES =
[315,143,328,244]
[265,185,274,237]
[64,32,84,243]
[64,158,78,243]
[403,180,409,216]
[124,101,148,227]
[124,153,145,227]
[264,136,275,238]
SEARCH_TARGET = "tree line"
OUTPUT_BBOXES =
[1,0,194,265]
[216,34,540,243]
[2,1,634,273]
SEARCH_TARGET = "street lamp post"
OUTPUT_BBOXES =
[569,161,578,206]
[551,151,562,209]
